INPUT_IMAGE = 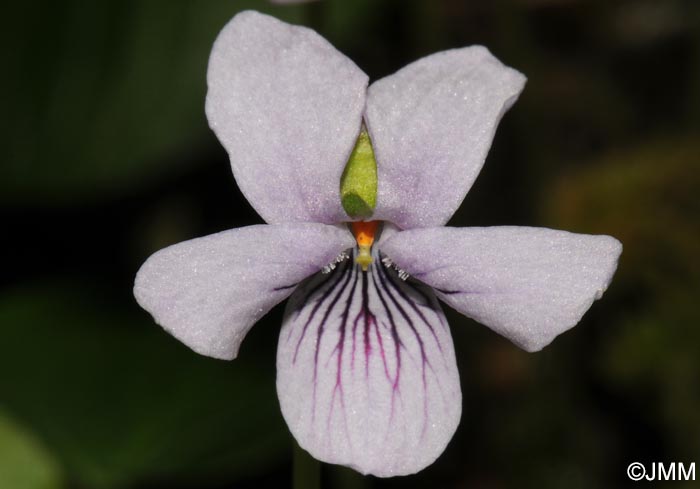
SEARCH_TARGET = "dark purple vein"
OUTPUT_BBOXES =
[370,263,404,424]
[290,258,349,357]
[376,257,435,439]
[382,263,444,352]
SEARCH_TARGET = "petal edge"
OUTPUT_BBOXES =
[206,11,368,224]
[277,249,461,476]
[366,46,526,229]
[382,226,622,351]
[134,223,354,360]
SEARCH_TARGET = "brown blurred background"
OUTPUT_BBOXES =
[1,0,699,488]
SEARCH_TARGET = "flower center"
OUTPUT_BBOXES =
[351,220,379,272]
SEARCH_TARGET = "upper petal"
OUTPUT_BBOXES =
[381,226,622,351]
[206,11,368,224]
[277,248,461,476]
[134,223,354,360]
[365,47,526,229]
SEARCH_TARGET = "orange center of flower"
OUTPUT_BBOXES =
[351,221,379,272]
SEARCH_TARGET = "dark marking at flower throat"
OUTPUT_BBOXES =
[284,247,449,432]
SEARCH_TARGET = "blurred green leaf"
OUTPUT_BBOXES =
[0,283,288,488]
[542,134,700,462]
[0,409,64,489]
[1,0,305,205]
[601,286,700,458]
[541,134,700,294]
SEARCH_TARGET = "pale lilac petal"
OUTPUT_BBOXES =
[365,47,526,229]
[206,11,368,224]
[277,248,461,476]
[134,223,354,360]
[381,227,622,351]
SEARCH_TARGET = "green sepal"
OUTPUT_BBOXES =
[340,129,378,219]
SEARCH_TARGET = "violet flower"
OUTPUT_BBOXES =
[134,11,621,477]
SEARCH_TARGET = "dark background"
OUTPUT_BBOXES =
[2,0,699,488]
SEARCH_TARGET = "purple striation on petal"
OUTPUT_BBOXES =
[206,11,368,224]
[277,248,461,477]
[381,226,622,352]
[365,46,526,229]
[134,223,354,360]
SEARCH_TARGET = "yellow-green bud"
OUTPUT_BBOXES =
[340,128,378,219]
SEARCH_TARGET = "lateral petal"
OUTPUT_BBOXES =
[206,11,368,224]
[365,47,525,229]
[134,223,354,360]
[381,226,622,351]
[277,249,461,476]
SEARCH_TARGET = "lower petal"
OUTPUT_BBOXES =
[134,223,354,360]
[381,226,622,352]
[276,249,461,477]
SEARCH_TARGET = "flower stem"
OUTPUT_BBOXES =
[293,442,321,489]
[330,465,369,489]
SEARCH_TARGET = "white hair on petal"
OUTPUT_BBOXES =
[381,255,410,281]
[322,250,350,274]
